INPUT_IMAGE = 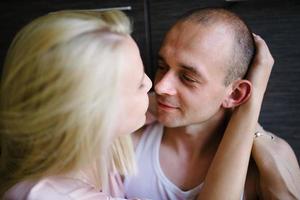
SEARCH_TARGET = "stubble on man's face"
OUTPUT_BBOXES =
[154,21,234,128]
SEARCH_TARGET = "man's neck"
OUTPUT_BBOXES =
[161,109,231,158]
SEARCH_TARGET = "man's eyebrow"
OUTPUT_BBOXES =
[181,64,206,81]
[157,54,207,80]
[181,65,199,75]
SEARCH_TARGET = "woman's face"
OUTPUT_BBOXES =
[116,36,152,136]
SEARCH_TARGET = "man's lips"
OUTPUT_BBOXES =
[157,100,178,110]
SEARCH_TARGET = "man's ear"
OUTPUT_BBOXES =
[222,80,252,108]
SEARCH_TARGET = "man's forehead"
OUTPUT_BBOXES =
[162,25,230,53]
[159,21,233,81]
[164,21,200,43]
[167,21,231,40]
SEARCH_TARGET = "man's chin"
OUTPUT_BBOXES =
[157,116,182,128]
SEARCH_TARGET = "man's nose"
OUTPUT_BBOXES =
[154,72,177,96]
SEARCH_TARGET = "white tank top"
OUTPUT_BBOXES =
[124,123,202,200]
[124,123,245,200]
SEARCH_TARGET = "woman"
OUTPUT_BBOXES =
[0,10,151,199]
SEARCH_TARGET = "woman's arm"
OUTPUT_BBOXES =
[197,35,274,200]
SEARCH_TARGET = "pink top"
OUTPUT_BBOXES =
[3,174,143,200]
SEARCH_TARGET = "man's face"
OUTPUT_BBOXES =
[154,22,234,127]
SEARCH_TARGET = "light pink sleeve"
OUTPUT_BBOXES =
[4,176,146,200]
[108,172,146,200]
[108,172,126,198]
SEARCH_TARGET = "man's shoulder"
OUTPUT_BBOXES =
[256,123,295,161]
[249,130,300,199]
[272,134,295,155]
[245,131,290,190]
[256,131,296,163]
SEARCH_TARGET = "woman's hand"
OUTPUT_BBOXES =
[247,34,274,99]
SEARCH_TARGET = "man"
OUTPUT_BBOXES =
[124,8,300,199]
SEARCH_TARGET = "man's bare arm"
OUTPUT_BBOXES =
[252,128,300,199]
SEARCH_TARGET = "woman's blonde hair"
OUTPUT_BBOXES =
[0,10,136,194]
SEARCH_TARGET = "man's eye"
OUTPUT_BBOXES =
[181,74,196,82]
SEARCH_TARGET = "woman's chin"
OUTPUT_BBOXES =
[132,116,146,133]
